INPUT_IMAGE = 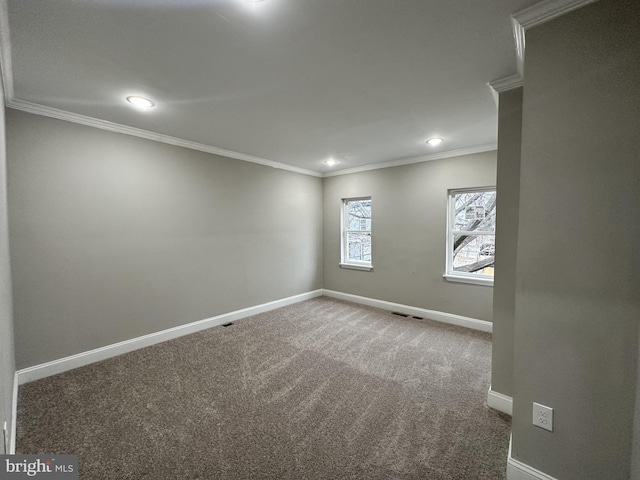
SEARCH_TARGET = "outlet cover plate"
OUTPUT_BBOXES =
[533,402,553,432]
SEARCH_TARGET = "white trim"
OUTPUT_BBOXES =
[7,95,497,179]
[339,263,373,272]
[443,273,494,287]
[17,290,323,384]
[341,197,372,268]
[512,17,527,78]
[507,435,559,480]
[9,372,17,454]
[487,387,513,415]
[489,74,524,94]
[0,0,13,101]
[322,289,492,333]
[513,0,598,31]
[445,186,496,287]
[322,144,497,178]
[5,97,500,180]
[6,99,322,178]
[511,0,598,76]
[488,74,523,108]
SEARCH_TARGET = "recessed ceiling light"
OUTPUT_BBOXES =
[126,96,155,109]
[324,159,338,166]
[426,137,444,146]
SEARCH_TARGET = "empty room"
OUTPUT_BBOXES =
[0,0,638,479]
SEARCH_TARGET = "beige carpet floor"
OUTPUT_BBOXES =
[17,296,510,479]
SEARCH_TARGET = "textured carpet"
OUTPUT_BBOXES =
[17,297,510,479]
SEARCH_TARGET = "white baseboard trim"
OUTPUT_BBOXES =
[9,372,17,454]
[321,289,492,333]
[487,387,513,415]
[17,289,323,385]
[507,435,558,480]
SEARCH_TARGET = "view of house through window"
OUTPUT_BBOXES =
[446,188,496,284]
[341,198,372,268]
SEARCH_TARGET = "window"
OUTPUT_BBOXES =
[445,187,496,286]
[340,197,372,271]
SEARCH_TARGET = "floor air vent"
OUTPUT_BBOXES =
[392,312,423,320]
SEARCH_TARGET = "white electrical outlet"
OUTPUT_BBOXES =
[533,402,553,432]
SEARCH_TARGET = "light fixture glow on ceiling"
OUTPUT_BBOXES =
[426,137,444,146]
[126,96,155,109]
[324,159,338,166]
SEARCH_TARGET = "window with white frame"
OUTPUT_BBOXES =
[445,187,496,285]
[341,197,372,270]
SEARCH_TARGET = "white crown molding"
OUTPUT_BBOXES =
[322,289,492,332]
[0,2,319,178]
[7,98,323,178]
[489,74,524,94]
[8,96,499,180]
[322,143,497,178]
[513,0,598,30]
[7,96,498,180]
[512,17,527,78]
[17,289,323,384]
[511,0,598,75]
[488,73,523,106]
[7,94,502,180]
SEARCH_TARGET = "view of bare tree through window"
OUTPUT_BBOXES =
[451,190,496,276]
[345,199,372,264]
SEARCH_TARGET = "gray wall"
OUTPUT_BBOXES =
[511,1,640,479]
[323,152,496,321]
[7,110,323,369]
[634,328,640,480]
[0,80,16,452]
[491,87,522,399]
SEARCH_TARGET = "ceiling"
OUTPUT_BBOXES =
[2,0,540,175]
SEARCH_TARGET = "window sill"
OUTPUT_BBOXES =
[443,274,493,287]
[340,263,373,272]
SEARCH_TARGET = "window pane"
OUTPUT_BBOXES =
[347,200,372,231]
[452,234,495,276]
[453,191,496,232]
[347,232,371,263]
